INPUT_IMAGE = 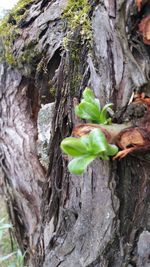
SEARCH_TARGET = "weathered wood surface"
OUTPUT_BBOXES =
[0,64,45,265]
[0,1,150,266]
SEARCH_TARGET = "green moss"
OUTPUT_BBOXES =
[0,24,19,65]
[36,58,48,74]
[71,73,82,96]
[62,0,92,50]
[0,0,34,26]
[9,0,33,22]
[18,40,41,72]
[0,0,35,65]
[48,80,56,98]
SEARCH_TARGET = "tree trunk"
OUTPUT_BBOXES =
[0,0,150,266]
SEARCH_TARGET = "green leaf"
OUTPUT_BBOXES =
[105,117,112,125]
[80,135,90,147]
[83,87,95,102]
[100,103,113,123]
[75,105,94,121]
[76,100,100,122]
[68,155,96,174]
[83,88,101,110]
[94,98,101,111]
[75,88,115,124]
[100,153,109,160]
[88,128,108,154]
[60,137,88,157]
[107,144,118,156]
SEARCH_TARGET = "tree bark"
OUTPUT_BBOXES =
[0,0,150,267]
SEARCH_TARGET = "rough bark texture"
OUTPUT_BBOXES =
[0,0,150,266]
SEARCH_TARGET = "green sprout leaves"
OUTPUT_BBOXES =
[75,88,113,124]
[68,155,96,175]
[60,88,118,175]
[60,137,88,157]
[61,128,118,175]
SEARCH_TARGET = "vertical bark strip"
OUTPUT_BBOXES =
[0,64,45,265]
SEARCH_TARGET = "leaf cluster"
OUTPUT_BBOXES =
[75,88,113,124]
[61,128,118,174]
[60,88,118,175]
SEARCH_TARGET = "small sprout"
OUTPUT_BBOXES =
[75,88,113,124]
[61,128,118,175]
[61,87,118,174]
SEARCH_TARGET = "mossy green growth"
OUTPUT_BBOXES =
[4,0,34,22]
[48,80,56,98]
[0,25,19,65]
[18,40,40,66]
[36,58,48,75]
[62,0,92,50]
[0,0,34,65]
